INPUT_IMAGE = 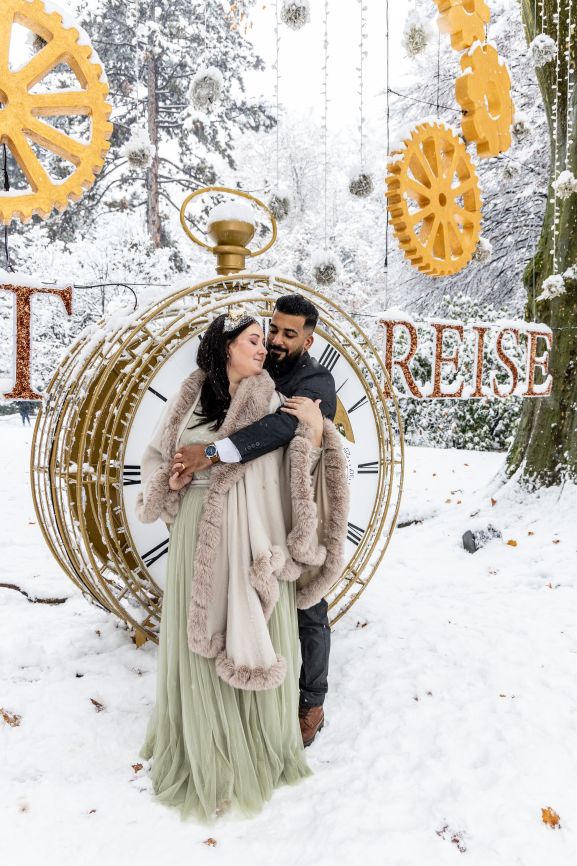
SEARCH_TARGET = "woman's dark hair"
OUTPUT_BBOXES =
[192,313,256,431]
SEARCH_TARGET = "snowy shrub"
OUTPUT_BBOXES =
[280,0,310,31]
[122,127,155,170]
[349,172,374,198]
[529,33,557,67]
[552,170,577,199]
[189,66,223,112]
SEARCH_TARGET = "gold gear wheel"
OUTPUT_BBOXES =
[435,0,491,51]
[456,42,514,158]
[386,122,482,277]
[0,0,112,224]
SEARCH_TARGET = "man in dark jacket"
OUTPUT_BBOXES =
[171,294,338,747]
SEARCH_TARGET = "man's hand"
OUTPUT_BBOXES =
[171,443,212,478]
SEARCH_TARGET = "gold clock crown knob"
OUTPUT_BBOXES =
[179,186,278,276]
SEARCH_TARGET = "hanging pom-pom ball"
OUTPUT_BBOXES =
[25,29,47,53]
[349,171,374,198]
[189,66,223,112]
[280,0,311,31]
[402,9,433,58]
[472,236,493,263]
[311,251,340,286]
[122,127,156,170]
[502,159,521,182]
[552,169,577,199]
[529,33,557,67]
[537,274,566,301]
[511,111,531,142]
[268,189,292,221]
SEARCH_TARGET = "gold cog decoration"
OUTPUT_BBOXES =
[0,0,112,224]
[386,122,482,277]
[435,0,491,51]
[456,42,513,157]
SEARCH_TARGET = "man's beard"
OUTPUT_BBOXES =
[264,344,303,377]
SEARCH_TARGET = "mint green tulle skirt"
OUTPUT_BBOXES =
[140,483,311,823]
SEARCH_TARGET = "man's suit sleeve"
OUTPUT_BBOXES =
[228,367,337,463]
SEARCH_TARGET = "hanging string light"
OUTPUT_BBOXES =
[268,1,291,221]
[350,1,374,199]
[189,0,223,112]
[312,0,337,285]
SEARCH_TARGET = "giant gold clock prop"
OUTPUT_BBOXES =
[31,189,404,644]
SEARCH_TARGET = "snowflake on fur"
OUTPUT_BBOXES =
[189,66,223,112]
[511,112,531,142]
[473,236,492,263]
[268,191,291,221]
[537,274,566,301]
[311,251,339,286]
[123,127,156,170]
[349,172,374,198]
[402,10,433,58]
[530,33,557,67]
[280,0,310,31]
[552,170,577,199]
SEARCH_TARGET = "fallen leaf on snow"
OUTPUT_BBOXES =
[90,698,105,712]
[1,707,22,727]
[491,498,497,506]
[355,620,368,629]
[552,539,560,545]
[528,531,535,536]
[203,838,218,847]
[542,807,561,828]
[506,539,518,547]
[132,763,143,773]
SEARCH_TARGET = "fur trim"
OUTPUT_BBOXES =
[289,419,350,610]
[186,374,277,656]
[135,464,184,524]
[215,651,287,690]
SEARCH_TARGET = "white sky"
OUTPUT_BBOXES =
[246,1,407,130]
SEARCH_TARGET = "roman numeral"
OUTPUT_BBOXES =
[148,386,167,402]
[348,395,368,413]
[142,538,169,567]
[357,461,379,475]
[347,522,365,546]
[318,345,340,373]
[122,464,141,486]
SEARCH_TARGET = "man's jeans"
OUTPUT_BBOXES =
[298,599,330,708]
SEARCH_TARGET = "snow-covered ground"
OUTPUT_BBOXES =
[1,413,576,865]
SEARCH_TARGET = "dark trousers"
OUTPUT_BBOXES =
[298,599,330,708]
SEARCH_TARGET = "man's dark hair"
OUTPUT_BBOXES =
[274,294,319,331]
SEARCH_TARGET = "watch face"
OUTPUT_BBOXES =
[205,444,217,458]
[33,273,403,638]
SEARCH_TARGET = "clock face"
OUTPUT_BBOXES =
[122,325,382,594]
[32,273,402,637]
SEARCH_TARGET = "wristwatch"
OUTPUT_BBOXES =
[204,443,220,465]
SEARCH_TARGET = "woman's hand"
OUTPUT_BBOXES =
[281,396,323,447]
[169,464,194,491]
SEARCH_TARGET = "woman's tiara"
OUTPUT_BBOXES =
[222,306,256,333]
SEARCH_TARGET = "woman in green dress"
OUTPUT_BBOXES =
[136,311,348,823]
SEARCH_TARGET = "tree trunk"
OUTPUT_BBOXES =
[145,11,161,248]
[506,0,577,486]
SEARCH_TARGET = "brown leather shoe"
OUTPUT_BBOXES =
[299,705,324,747]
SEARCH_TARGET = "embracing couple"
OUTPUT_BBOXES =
[136,293,349,822]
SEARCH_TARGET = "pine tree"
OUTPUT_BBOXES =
[51,0,275,247]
